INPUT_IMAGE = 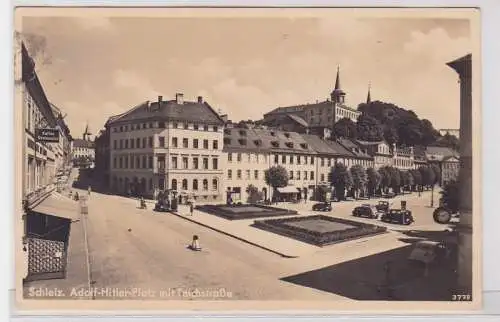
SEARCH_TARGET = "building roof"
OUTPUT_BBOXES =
[73,139,94,149]
[223,128,317,155]
[442,155,460,162]
[301,134,353,157]
[287,114,309,127]
[107,97,225,126]
[356,139,387,146]
[336,138,373,159]
[426,146,459,157]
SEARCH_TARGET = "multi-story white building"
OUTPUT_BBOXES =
[105,93,226,202]
[393,145,415,170]
[356,140,393,169]
[16,40,59,199]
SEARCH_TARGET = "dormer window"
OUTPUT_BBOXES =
[270,131,276,136]
[284,132,291,138]
[238,138,247,145]
[300,143,308,149]
[223,138,231,145]
[271,141,279,148]
[239,130,247,136]
[224,128,231,135]
[285,142,294,149]
[254,139,262,146]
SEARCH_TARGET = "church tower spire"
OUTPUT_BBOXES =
[330,65,346,104]
[366,82,372,104]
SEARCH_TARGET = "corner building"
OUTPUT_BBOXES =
[106,94,225,202]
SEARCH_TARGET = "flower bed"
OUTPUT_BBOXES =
[253,215,388,246]
[195,203,298,220]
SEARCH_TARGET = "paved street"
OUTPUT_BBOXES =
[23,169,457,301]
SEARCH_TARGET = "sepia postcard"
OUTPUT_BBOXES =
[13,6,482,314]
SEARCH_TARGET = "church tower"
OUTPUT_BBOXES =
[330,66,346,104]
[366,82,372,104]
[83,123,92,141]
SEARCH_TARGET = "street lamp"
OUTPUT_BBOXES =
[430,184,434,207]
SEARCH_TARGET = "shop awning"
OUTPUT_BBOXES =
[277,186,300,194]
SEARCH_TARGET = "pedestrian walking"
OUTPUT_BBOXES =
[87,185,92,196]
[189,202,194,216]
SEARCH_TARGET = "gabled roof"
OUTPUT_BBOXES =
[107,98,225,126]
[336,138,373,159]
[442,155,460,162]
[264,101,331,116]
[356,139,387,146]
[287,114,309,127]
[73,139,94,148]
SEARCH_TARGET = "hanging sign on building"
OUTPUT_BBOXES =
[36,128,59,143]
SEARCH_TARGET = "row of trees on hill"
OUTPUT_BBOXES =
[262,163,442,202]
[332,100,458,150]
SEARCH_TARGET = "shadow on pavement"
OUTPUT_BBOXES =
[280,243,458,301]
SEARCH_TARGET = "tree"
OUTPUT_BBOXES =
[434,133,460,151]
[378,166,391,193]
[419,166,436,188]
[388,167,401,194]
[329,162,352,201]
[410,169,422,191]
[356,114,384,141]
[440,180,460,213]
[431,163,442,186]
[332,117,357,139]
[366,167,381,197]
[400,170,414,193]
[350,164,367,199]
[264,165,289,201]
[246,184,263,204]
[316,185,330,202]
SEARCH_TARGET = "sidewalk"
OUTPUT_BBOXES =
[22,193,92,299]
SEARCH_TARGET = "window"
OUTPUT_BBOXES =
[136,138,140,148]
[212,179,218,190]
[237,153,242,162]
[171,179,177,191]
[136,156,140,168]
[237,170,242,179]
[297,171,301,180]
[212,158,218,170]
[148,156,153,168]
[113,140,117,149]
[327,158,331,167]
[130,139,134,149]
[321,174,325,182]
[271,141,279,148]
[228,170,232,179]
[282,155,286,164]
[149,178,153,190]
[223,138,231,145]
[304,171,308,180]
[124,140,129,149]
[183,123,189,129]
[310,157,314,165]
[203,158,209,169]
[159,121,165,128]
[119,140,123,149]
[228,153,232,162]
[182,179,188,190]
[172,137,178,148]
[142,123,146,129]
[204,125,209,131]
[274,154,279,164]
[203,179,208,190]
[193,157,199,169]
[173,122,178,129]
[290,171,294,180]
[194,124,199,130]
[183,138,189,148]
[159,136,165,147]
[142,138,146,148]
[213,140,218,150]
[254,170,258,180]
[193,179,198,190]
[142,156,147,168]
[131,156,135,169]
[310,171,314,180]
[213,126,218,132]
[149,122,153,128]
[182,157,188,169]
[290,155,294,164]
[246,170,250,179]
[172,157,178,169]
[203,140,209,149]
[193,139,199,149]
[297,155,301,164]
[148,136,153,148]
[113,157,117,168]
[247,153,251,162]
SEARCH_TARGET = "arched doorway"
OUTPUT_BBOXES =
[171,179,177,191]
[262,187,268,200]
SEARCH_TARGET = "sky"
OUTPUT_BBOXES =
[18,10,473,140]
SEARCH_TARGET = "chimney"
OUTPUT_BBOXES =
[197,96,203,104]
[176,93,184,104]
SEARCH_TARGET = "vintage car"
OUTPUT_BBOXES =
[380,209,414,225]
[352,204,380,219]
[312,202,332,212]
[375,201,390,213]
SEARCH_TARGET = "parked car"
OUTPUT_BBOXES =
[312,202,332,212]
[352,204,379,219]
[375,201,390,213]
[381,209,414,225]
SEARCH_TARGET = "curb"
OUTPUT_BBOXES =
[166,211,298,259]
